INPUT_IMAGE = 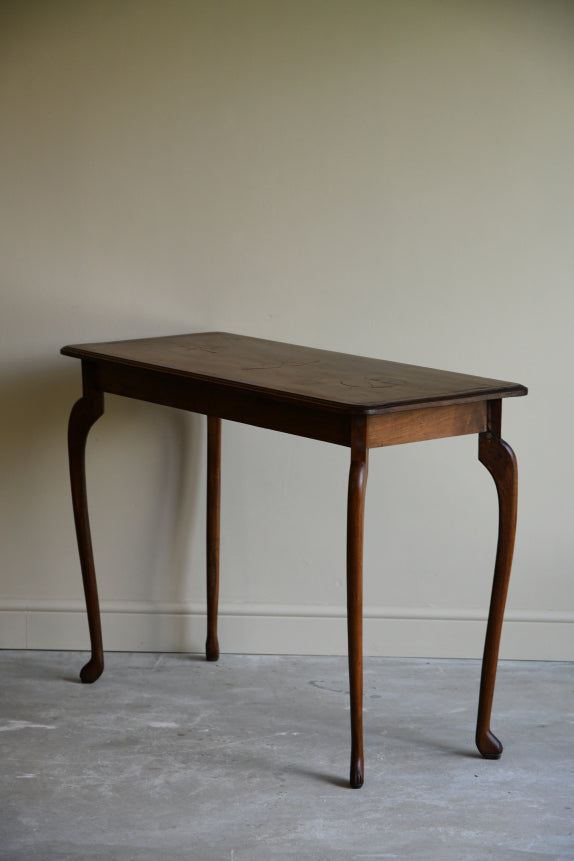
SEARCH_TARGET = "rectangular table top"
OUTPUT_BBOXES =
[61,332,527,415]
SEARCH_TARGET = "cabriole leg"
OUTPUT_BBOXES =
[67,371,104,683]
[476,404,518,758]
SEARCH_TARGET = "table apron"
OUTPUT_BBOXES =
[90,360,353,446]
[366,401,488,447]
[88,362,490,448]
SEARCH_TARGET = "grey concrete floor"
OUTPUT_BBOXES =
[0,652,572,860]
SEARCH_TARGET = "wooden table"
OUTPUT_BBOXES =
[62,332,527,788]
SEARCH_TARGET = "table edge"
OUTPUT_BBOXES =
[61,344,528,415]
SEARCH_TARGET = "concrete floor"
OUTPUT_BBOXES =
[0,652,572,860]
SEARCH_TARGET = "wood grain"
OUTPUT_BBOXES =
[367,402,487,448]
[61,332,527,414]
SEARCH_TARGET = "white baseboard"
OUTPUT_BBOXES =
[1,601,573,660]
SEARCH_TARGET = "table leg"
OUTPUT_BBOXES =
[476,427,518,758]
[67,380,104,683]
[206,416,221,661]
[347,440,368,788]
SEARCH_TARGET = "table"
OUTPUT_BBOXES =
[61,332,527,788]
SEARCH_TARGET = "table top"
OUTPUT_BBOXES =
[61,332,527,414]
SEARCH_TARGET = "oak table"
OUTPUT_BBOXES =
[61,332,527,788]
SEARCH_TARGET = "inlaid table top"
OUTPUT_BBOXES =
[61,332,527,415]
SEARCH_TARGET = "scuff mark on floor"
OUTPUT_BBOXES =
[0,720,56,731]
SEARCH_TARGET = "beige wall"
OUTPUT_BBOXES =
[1,1,573,659]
